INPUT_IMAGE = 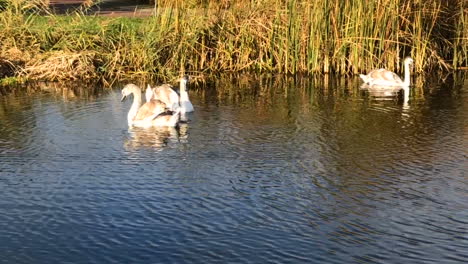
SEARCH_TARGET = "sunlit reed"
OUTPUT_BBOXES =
[0,0,466,83]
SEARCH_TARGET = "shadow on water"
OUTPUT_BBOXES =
[0,73,467,263]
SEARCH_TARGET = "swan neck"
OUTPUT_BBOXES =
[403,62,411,86]
[128,89,142,124]
[179,81,189,100]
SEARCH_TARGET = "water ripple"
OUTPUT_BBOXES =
[0,77,467,263]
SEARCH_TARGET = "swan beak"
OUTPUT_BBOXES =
[121,95,127,102]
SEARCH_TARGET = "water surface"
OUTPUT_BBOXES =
[0,75,467,263]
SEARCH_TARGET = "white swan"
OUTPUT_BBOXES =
[177,75,193,113]
[146,75,194,113]
[145,84,154,103]
[360,57,414,87]
[121,84,180,128]
[146,83,180,112]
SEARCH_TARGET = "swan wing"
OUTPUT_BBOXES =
[368,69,402,82]
[134,99,167,122]
[367,69,403,86]
[154,84,180,111]
[360,69,381,83]
[151,109,181,127]
[154,84,176,96]
[380,70,403,83]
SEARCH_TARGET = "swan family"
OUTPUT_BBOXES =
[121,75,193,128]
[121,58,413,127]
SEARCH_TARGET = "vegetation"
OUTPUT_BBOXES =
[0,0,466,84]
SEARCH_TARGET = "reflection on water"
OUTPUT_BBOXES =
[360,83,410,109]
[125,124,189,151]
[0,75,467,263]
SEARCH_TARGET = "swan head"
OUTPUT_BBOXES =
[404,57,414,65]
[177,75,190,91]
[179,75,189,84]
[121,84,139,102]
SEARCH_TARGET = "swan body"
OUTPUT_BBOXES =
[146,83,180,112]
[143,109,181,127]
[121,84,179,127]
[360,57,413,87]
[146,75,194,113]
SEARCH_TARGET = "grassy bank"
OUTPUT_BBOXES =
[0,0,467,84]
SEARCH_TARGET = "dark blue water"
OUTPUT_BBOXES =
[0,75,467,263]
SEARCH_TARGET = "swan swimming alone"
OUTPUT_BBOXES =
[121,84,180,128]
[360,57,414,87]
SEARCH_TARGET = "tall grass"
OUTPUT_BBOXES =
[0,0,466,83]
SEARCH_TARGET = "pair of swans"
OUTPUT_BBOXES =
[121,76,193,128]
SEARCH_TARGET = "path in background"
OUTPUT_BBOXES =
[49,0,154,17]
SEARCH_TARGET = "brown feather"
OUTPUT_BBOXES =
[369,69,403,83]
[134,99,167,121]
[151,84,180,110]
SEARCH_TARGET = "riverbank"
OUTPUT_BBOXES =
[48,0,154,17]
[0,0,467,86]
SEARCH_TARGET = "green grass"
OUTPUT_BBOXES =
[0,0,466,84]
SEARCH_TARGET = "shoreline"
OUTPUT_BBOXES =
[48,0,155,17]
[0,0,466,86]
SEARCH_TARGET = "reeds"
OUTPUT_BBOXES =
[0,0,466,84]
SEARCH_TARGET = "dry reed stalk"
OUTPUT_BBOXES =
[22,51,97,81]
[0,0,466,83]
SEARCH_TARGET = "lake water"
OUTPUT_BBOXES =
[0,74,467,263]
